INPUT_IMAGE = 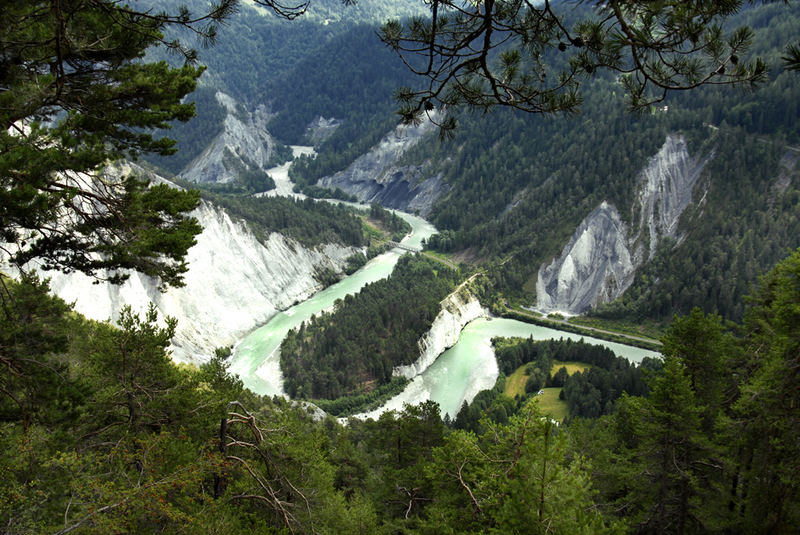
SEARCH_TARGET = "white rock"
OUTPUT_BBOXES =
[179,92,277,184]
[536,134,710,314]
[24,199,356,364]
[317,115,448,216]
[537,202,634,314]
[393,288,486,379]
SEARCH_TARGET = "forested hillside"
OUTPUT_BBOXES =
[140,0,423,176]
[134,0,800,323]
[421,1,800,322]
[203,194,366,249]
[280,255,458,400]
[2,248,798,533]
[278,2,800,323]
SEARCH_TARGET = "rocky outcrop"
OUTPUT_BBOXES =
[536,134,709,314]
[306,116,341,146]
[38,199,357,364]
[393,288,486,379]
[634,134,709,260]
[316,118,448,216]
[536,202,635,314]
[179,92,277,184]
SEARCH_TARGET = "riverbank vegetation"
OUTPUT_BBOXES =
[2,248,799,533]
[366,203,411,242]
[488,336,658,421]
[202,194,366,249]
[280,255,459,400]
[497,305,663,351]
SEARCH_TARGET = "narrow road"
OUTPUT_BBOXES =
[508,304,663,347]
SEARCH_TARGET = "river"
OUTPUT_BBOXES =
[228,208,436,396]
[356,317,660,419]
[231,146,660,417]
[262,145,314,199]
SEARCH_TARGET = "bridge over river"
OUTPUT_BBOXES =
[387,240,421,253]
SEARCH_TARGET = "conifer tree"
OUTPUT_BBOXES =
[733,248,800,531]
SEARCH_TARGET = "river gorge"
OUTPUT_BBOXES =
[230,148,661,419]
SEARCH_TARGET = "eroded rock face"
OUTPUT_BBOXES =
[306,116,341,146]
[635,133,709,260]
[179,92,277,185]
[393,289,486,379]
[39,200,357,364]
[536,202,634,314]
[536,134,709,314]
[317,119,448,216]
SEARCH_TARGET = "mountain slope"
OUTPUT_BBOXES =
[284,2,800,322]
[12,163,362,363]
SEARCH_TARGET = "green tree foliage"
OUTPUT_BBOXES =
[422,399,622,534]
[349,401,446,527]
[622,357,721,534]
[491,336,655,419]
[660,308,739,431]
[0,276,373,534]
[368,203,412,241]
[2,251,800,532]
[0,0,221,287]
[145,86,227,176]
[453,375,512,433]
[281,255,458,399]
[573,250,800,533]
[275,2,800,323]
[0,275,79,430]
[732,248,800,531]
[382,0,769,130]
[268,24,418,144]
[0,278,224,533]
[205,193,366,248]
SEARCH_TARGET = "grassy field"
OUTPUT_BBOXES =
[505,361,592,422]
[505,366,530,398]
[551,360,591,375]
[535,388,568,421]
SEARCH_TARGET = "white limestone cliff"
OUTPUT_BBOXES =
[536,202,635,314]
[536,133,709,314]
[393,288,486,379]
[179,92,278,184]
[38,200,356,364]
[634,133,710,260]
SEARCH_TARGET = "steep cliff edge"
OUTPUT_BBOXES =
[316,119,448,216]
[393,287,486,379]
[536,202,634,314]
[179,92,278,185]
[634,134,710,260]
[36,198,357,364]
[536,134,709,314]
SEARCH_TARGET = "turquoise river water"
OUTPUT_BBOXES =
[230,148,659,418]
[230,210,659,418]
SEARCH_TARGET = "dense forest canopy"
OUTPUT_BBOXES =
[1,0,799,532]
[277,1,800,323]
[280,255,459,400]
[1,248,798,532]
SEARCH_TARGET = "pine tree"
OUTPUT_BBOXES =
[733,249,800,531]
[627,356,724,534]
